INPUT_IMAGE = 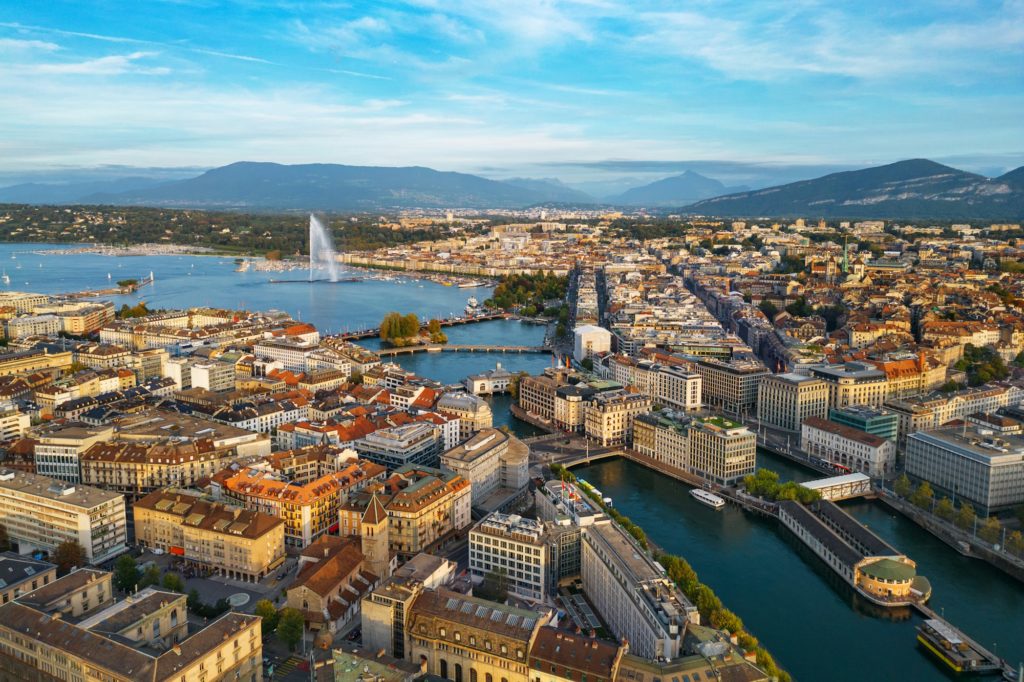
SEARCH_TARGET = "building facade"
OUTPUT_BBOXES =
[757,372,829,432]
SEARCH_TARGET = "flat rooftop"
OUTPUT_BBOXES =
[0,469,123,509]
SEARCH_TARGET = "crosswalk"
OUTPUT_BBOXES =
[271,655,302,678]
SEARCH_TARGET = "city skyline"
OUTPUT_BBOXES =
[0,0,1022,186]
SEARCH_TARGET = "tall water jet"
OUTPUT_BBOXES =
[308,214,341,282]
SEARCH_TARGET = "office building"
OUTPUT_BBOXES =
[809,362,889,410]
[0,469,127,563]
[574,325,612,363]
[687,416,757,485]
[905,426,1024,514]
[33,424,114,483]
[441,428,529,511]
[469,512,549,602]
[829,406,899,441]
[757,372,829,432]
[695,358,769,417]
[801,416,896,477]
[355,422,443,470]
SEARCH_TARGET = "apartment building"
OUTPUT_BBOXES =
[215,459,386,548]
[581,518,696,661]
[633,412,690,471]
[886,383,1024,448]
[437,392,493,440]
[80,439,239,501]
[518,373,562,422]
[33,424,114,483]
[609,356,701,412]
[134,489,286,583]
[757,372,829,432]
[553,384,594,433]
[695,358,769,417]
[469,512,549,602]
[253,337,321,371]
[0,469,127,563]
[583,390,652,446]
[339,465,471,559]
[801,416,896,478]
[0,553,57,606]
[906,426,1024,514]
[0,569,263,682]
[440,428,528,509]
[0,347,72,377]
[809,362,889,410]
[0,403,30,442]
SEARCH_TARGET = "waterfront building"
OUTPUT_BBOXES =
[809,362,889,410]
[905,425,1024,514]
[0,553,57,605]
[469,512,549,602]
[215,459,386,548]
[778,500,930,607]
[551,384,592,432]
[437,392,493,439]
[355,421,443,470]
[574,325,612,363]
[581,518,697,660]
[828,406,899,441]
[0,291,50,314]
[406,586,551,682]
[134,489,286,582]
[695,357,769,417]
[464,362,513,395]
[340,465,471,560]
[687,416,757,485]
[583,389,652,446]
[534,479,605,528]
[253,336,322,371]
[886,383,1024,448]
[33,423,114,483]
[361,553,457,659]
[801,416,896,477]
[757,372,829,432]
[441,428,529,510]
[0,468,127,563]
[0,347,72,377]
[0,568,263,682]
[519,372,564,422]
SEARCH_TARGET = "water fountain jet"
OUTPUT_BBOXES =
[308,214,341,282]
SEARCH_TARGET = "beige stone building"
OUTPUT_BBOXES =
[286,535,377,636]
[583,390,652,446]
[134,490,285,583]
[809,362,889,410]
[686,416,757,485]
[437,392,494,440]
[757,372,829,432]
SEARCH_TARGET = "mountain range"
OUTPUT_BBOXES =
[0,158,1021,219]
[684,159,1024,220]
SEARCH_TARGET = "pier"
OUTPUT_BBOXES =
[912,604,1017,679]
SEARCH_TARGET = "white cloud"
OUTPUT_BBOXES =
[32,51,170,76]
[0,38,61,52]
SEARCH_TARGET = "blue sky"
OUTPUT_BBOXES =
[0,0,1022,187]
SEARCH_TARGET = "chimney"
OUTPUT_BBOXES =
[172,644,182,656]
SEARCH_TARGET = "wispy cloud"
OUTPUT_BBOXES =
[32,51,170,76]
[0,37,61,52]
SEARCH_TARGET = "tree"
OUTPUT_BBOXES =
[955,503,977,531]
[934,497,955,522]
[758,300,779,320]
[255,599,280,634]
[978,516,1002,544]
[475,568,509,603]
[54,541,86,576]
[162,572,185,592]
[893,474,912,498]
[709,607,743,634]
[0,522,9,552]
[1007,530,1024,557]
[139,564,162,588]
[114,555,140,592]
[276,608,305,652]
[581,358,594,371]
[909,481,934,510]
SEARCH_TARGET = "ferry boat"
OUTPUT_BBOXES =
[690,488,726,510]
[1,271,9,285]
[458,280,483,288]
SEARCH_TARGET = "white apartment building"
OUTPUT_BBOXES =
[191,360,236,391]
[584,390,652,446]
[0,403,30,441]
[657,365,702,411]
[469,512,548,602]
[253,338,321,371]
[34,425,115,484]
[440,428,528,509]
[0,469,127,563]
[801,416,896,478]
[574,325,612,363]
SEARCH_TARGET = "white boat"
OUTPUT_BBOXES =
[1,271,9,285]
[690,488,726,509]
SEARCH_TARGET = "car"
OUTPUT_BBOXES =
[152,548,164,555]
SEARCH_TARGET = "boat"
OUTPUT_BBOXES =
[690,488,726,509]
[916,619,999,674]
[1,271,9,285]
[457,280,483,288]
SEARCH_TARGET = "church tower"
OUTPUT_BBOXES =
[361,492,391,579]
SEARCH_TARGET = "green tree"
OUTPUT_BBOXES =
[909,481,934,510]
[934,497,955,522]
[114,555,140,592]
[893,474,912,498]
[53,540,86,576]
[978,516,1002,544]
[709,607,743,634]
[581,358,594,371]
[475,568,509,603]
[255,599,280,634]
[955,503,977,531]
[758,300,779,320]
[276,608,305,652]
[139,564,162,588]
[162,572,185,592]
[0,522,9,552]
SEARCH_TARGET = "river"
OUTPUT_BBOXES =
[572,454,1024,681]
